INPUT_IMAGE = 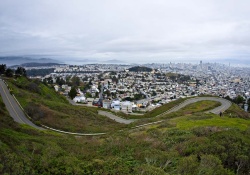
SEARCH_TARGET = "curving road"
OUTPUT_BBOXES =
[98,110,136,124]
[0,78,232,134]
[156,97,232,117]
[0,79,44,130]
[98,97,232,123]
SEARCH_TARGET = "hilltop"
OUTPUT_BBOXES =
[11,62,65,68]
[0,76,250,174]
[128,66,152,72]
[0,56,62,66]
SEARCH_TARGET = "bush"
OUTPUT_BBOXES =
[26,82,41,94]
[24,103,45,121]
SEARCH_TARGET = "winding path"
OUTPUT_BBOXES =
[98,110,136,124]
[0,78,232,135]
[98,97,231,124]
[156,97,232,117]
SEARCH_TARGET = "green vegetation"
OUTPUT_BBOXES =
[128,66,152,72]
[115,98,193,119]
[1,76,250,174]
[224,103,250,119]
[0,64,7,74]
[166,72,191,83]
[68,87,77,99]
[117,98,187,119]
[5,77,126,133]
[15,67,27,77]
[171,113,250,131]
[26,68,55,77]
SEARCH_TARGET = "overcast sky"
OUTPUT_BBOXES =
[0,0,250,63]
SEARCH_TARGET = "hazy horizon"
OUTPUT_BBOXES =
[1,0,250,64]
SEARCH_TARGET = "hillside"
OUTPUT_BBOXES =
[0,56,62,66]
[128,66,152,72]
[0,77,250,174]
[11,62,64,68]
[5,77,125,133]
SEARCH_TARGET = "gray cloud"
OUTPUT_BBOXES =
[1,0,250,63]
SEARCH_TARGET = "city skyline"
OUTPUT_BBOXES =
[1,0,250,64]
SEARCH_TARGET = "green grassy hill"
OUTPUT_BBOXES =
[1,77,250,174]
[5,77,125,133]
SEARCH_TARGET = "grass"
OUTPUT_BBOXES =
[224,103,250,119]
[130,100,221,128]
[4,76,242,135]
[111,98,189,119]
[1,83,250,174]
[155,101,250,131]
[170,113,250,131]
[4,77,127,133]
[107,97,220,120]
[177,100,221,113]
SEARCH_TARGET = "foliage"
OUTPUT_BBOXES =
[0,64,6,74]
[128,66,152,72]
[71,76,80,87]
[5,68,14,77]
[234,95,244,104]
[224,103,250,119]
[68,87,77,99]
[1,78,250,174]
[56,77,65,86]
[166,73,191,83]
[26,68,55,77]
[4,77,126,133]
[15,67,27,77]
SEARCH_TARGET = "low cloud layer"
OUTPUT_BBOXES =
[1,0,250,63]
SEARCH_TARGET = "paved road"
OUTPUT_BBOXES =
[98,110,136,124]
[157,97,232,117]
[98,97,231,124]
[1,78,232,133]
[0,79,44,130]
[98,97,232,124]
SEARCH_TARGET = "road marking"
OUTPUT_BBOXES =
[0,82,25,124]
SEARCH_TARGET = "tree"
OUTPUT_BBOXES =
[15,67,26,77]
[71,76,80,87]
[5,68,13,77]
[68,87,77,99]
[56,77,65,86]
[85,92,92,98]
[248,98,250,112]
[152,91,157,96]
[0,64,6,74]
[235,155,248,175]
[47,77,53,84]
[234,95,244,104]
[95,92,99,98]
[104,90,111,97]
[178,155,199,174]
[225,96,233,102]
[111,76,118,84]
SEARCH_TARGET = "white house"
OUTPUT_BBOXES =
[54,85,59,92]
[73,95,86,103]
[103,100,111,109]
[121,101,133,113]
[91,85,99,93]
[111,100,120,110]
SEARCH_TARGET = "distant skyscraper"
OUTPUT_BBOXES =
[200,60,202,69]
